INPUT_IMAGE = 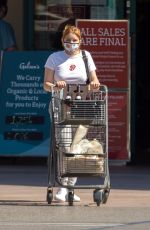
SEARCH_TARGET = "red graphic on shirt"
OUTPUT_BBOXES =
[69,65,76,71]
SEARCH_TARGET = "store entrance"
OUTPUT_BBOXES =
[136,0,150,163]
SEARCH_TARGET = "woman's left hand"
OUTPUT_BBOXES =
[90,80,100,89]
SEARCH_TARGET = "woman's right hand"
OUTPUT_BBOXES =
[56,81,66,89]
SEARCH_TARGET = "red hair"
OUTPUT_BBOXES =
[62,25,81,41]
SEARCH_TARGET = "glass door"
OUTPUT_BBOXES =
[24,0,126,50]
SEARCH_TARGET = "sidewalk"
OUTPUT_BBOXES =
[0,163,150,207]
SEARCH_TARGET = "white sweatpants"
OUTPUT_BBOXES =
[60,125,77,186]
[49,101,77,187]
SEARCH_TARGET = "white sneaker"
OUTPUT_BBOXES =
[66,193,81,202]
[54,188,68,202]
[73,194,80,202]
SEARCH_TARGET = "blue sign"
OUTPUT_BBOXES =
[0,51,52,156]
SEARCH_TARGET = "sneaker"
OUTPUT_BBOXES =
[66,193,81,202]
[54,188,68,202]
[73,194,80,202]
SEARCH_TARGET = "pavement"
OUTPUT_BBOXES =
[0,161,150,230]
[0,160,150,207]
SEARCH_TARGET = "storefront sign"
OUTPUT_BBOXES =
[108,91,130,160]
[0,51,51,156]
[76,19,129,88]
[76,19,130,162]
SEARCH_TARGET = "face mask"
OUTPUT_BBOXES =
[63,43,79,52]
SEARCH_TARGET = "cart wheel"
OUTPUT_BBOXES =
[47,188,53,204]
[102,189,110,204]
[93,189,103,206]
[68,190,74,206]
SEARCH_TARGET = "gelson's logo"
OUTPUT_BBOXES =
[19,61,40,70]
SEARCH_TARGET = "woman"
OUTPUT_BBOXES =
[0,0,17,51]
[44,25,100,202]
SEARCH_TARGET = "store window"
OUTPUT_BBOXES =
[33,0,126,50]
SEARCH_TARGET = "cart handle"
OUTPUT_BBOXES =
[45,82,108,93]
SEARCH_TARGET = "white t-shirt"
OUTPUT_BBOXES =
[44,50,96,84]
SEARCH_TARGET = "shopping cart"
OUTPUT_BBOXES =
[46,83,110,206]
